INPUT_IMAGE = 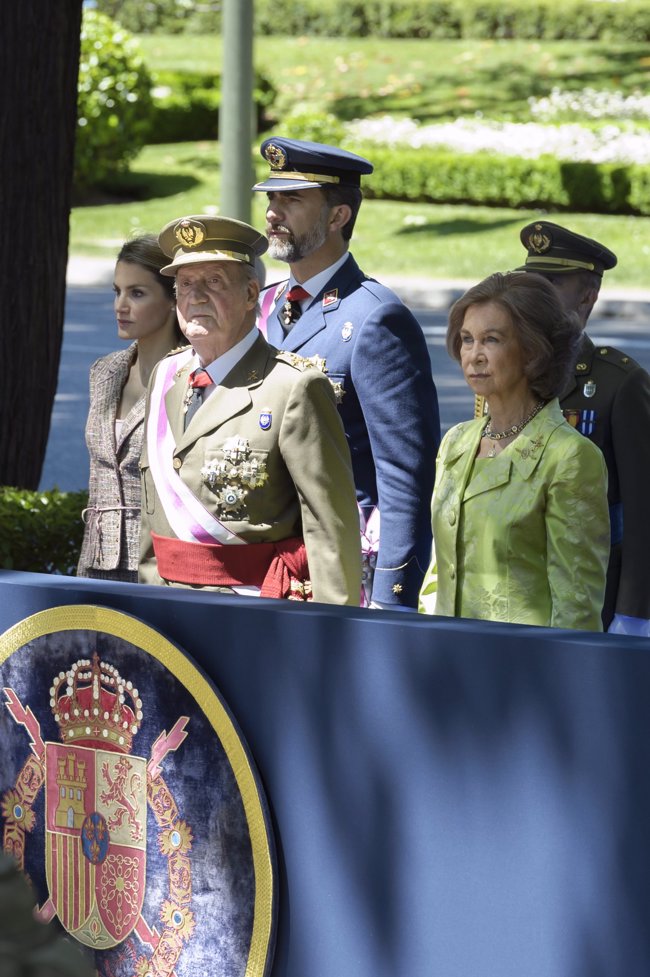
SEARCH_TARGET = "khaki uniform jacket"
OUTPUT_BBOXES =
[139,334,362,605]
[77,343,143,581]
[560,334,650,625]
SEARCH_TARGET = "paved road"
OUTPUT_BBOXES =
[39,279,650,492]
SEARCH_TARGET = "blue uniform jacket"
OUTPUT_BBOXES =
[261,254,440,606]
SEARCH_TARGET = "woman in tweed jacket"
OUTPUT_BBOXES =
[77,235,182,581]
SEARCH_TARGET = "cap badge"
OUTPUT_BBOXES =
[583,380,596,398]
[175,218,206,249]
[528,224,551,254]
[259,409,272,431]
[264,143,287,170]
[341,322,354,342]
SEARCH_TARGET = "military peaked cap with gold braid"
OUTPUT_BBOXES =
[517,220,617,278]
[253,137,373,192]
[158,215,268,276]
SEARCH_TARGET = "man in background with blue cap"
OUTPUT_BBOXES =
[253,137,440,609]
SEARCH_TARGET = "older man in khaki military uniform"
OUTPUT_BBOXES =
[138,214,361,605]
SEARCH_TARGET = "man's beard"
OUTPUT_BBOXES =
[267,209,329,263]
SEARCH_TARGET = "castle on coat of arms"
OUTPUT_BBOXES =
[54,752,88,829]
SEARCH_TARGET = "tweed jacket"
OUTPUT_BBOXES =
[560,333,650,625]
[260,253,440,607]
[138,333,362,605]
[419,400,610,631]
[77,343,143,580]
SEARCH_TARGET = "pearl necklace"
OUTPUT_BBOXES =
[483,401,545,457]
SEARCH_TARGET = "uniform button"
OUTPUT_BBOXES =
[448,510,456,526]
[173,457,182,470]
[576,362,587,371]
[599,348,608,355]
[449,564,456,580]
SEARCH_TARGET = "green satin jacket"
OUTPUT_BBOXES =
[419,399,609,631]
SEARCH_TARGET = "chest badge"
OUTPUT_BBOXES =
[259,409,272,430]
[583,380,596,398]
[341,322,354,342]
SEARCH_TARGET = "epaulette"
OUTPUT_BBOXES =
[164,343,192,358]
[592,345,640,373]
[275,350,328,374]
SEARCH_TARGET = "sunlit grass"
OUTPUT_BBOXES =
[69,141,650,286]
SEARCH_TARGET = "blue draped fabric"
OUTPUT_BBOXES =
[1,570,650,977]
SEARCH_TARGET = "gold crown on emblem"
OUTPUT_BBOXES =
[51,652,143,754]
[528,224,551,254]
[175,218,206,249]
[263,143,287,170]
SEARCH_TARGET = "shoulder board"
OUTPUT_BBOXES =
[275,350,328,374]
[164,343,192,358]
[593,345,641,372]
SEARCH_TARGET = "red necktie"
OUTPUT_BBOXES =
[189,367,212,389]
[281,285,310,329]
[184,368,211,429]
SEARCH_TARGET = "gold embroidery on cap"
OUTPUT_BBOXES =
[175,218,206,248]
[528,224,551,254]
[264,143,287,170]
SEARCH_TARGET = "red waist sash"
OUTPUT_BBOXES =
[151,532,312,600]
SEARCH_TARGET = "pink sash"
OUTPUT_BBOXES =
[146,350,246,547]
[257,284,284,338]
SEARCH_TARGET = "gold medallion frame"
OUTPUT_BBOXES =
[0,604,275,977]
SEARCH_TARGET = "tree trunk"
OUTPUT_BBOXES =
[0,2,83,488]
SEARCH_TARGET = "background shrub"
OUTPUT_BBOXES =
[0,489,87,576]
[355,145,650,215]
[147,69,276,143]
[75,10,153,190]
[95,0,220,34]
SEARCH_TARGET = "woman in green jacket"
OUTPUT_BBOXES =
[419,271,609,631]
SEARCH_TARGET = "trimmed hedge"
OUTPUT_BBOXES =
[0,488,87,576]
[354,145,650,215]
[96,0,650,41]
[147,70,276,144]
[253,0,650,41]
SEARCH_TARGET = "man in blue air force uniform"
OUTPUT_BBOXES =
[253,137,440,609]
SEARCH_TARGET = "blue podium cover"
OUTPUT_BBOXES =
[1,570,649,977]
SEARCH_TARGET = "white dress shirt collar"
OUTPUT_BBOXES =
[192,326,259,391]
[286,251,350,310]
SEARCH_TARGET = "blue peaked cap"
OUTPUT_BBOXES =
[253,137,373,192]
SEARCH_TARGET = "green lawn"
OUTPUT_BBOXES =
[69,34,650,285]
[136,34,650,123]
[69,141,650,286]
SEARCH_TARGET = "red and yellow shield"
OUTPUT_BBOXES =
[45,742,147,948]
